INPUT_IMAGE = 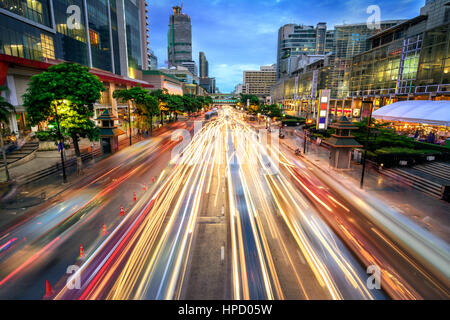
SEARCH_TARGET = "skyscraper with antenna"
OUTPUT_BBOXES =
[168,4,194,72]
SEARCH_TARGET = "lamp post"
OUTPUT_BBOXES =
[129,99,133,146]
[360,103,374,189]
[54,102,67,184]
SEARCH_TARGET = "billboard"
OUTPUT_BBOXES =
[316,89,331,130]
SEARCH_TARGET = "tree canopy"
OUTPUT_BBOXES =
[23,62,104,156]
[0,86,14,124]
[239,94,260,107]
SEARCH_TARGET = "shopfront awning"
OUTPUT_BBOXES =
[372,101,450,127]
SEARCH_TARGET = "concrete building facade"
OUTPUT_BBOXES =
[243,65,277,98]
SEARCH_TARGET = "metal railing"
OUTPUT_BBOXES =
[16,148,102,185]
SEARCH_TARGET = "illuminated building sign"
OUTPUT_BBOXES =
[316,89,330,130]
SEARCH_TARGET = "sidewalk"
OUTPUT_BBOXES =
[282,127,450,243]
[0,118,193,228]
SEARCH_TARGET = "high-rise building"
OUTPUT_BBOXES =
[199,51,209,78]
[420,0,450,30]
[277,23,334,79]
[200,77,216,94]
[140,0,150,71]
[181,61,197,77]
[0,0,152,136]
[243,65,277,98]
[234,83,244,95]
[167,5,192,68]
[0,0,148,78]
[148,50,158,70]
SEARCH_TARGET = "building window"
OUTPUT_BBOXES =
[40,33,54,59]
[3,44,24,57]
[89,29,100,48]
[0,0,50,26]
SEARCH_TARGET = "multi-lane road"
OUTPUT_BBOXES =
[0,108,448,300]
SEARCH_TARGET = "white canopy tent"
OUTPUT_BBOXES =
[372,101,450,127]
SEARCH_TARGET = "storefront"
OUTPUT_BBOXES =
[372,100,450,146]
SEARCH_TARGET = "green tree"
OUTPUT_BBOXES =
[0,86,15,181]
[150,89,169,124]
[266,104,282,118]
[239,94,260,109]
[113,86,159,135]
[167,94,184,121]
[204,95,213,107]
[23,63,104,170]
[182,95,196,116]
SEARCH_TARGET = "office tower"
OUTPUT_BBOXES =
[243,65,277,98]
[140,0,150,71]
[0,0,148,78]
[199,51,209,78]
[148,50,158,70]
[276,22,335,79]
[167,5,192,68]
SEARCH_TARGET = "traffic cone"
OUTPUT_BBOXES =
[142,184,147,191]
[102,224,107,235]
[120,206,125,216]
[133,192,137,201]
[152,177,155,183]
[79,245,84,258]
[44,280,53,298]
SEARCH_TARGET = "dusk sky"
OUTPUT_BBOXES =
[147,0,423,93]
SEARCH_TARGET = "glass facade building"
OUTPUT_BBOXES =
[0,0,147,77]
[124,0,142,76]
[277,23,334,79]
[331,21,402,99]
[86,0,113,72]
[416,22,450,88]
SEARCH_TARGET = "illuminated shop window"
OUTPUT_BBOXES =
[40,33,55,59]
[89,29,100,48]
[3,44,24,58]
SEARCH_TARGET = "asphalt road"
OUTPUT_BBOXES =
[0,109,448,300]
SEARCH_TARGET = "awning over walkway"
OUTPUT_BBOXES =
[372,101,450,126]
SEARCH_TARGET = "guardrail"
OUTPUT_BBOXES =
[16,148,102,185]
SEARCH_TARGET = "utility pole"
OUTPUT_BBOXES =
[360,103,374,189]
[129,100,133,146]
[54,103,67,184]
[303,100,310,155]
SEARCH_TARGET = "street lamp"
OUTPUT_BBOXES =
[53,101,67,184]
[360,103,374,189]
[129,99,133,146]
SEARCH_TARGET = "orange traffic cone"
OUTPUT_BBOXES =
[152,177,155,183]
[133,192,137,201]
[44,280,53,298]
[102,224,107,235]
[79,245,84,258]
[142,184,147,191]
[120,206,125,216]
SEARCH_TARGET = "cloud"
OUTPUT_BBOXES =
[211,63,262,91]
[148,0,423,92]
